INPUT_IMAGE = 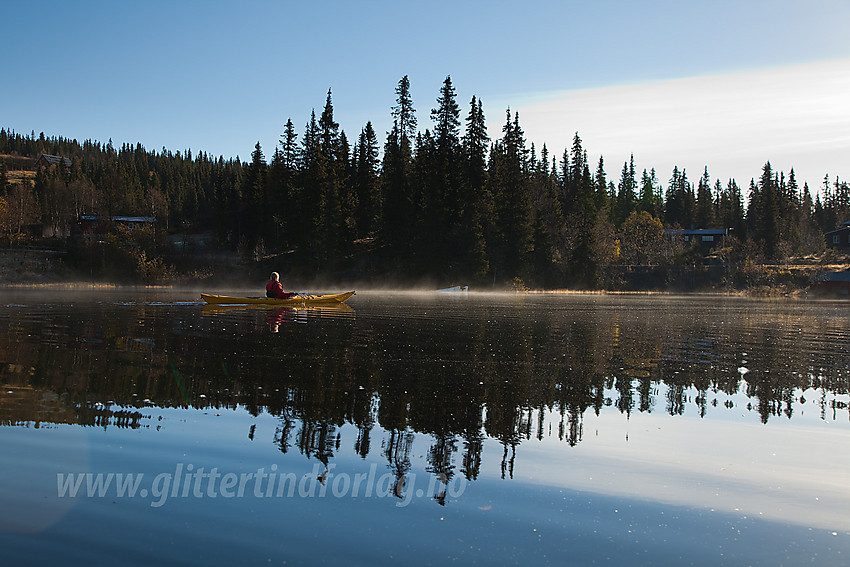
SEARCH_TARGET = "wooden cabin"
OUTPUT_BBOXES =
[825,221,850,249]
[664,228,729,248]
[76,215,157,238]
[36,154,72,168]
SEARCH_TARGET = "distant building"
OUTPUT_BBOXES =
[664,228,729,248]
[824,221,850,249]
[812,269,850,295]
[76,215,157,238]
[36,154,72,168]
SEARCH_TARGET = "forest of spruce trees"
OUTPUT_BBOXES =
[1,75,849,288]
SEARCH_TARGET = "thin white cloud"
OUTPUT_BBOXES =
[508,58,850,190]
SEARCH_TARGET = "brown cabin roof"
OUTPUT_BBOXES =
[37,154,72,167]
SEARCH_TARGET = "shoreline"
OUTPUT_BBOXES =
[0,245,847,297]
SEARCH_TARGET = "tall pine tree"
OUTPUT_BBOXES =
[424,76,463,273]
[381,76,417,266]
[489,109,531,280]
[695,166,716,228]
[354,121,381,238]
[460,95,490,279]
[748,162,781,260]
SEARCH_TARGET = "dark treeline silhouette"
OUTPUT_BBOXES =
[2,75,849,287]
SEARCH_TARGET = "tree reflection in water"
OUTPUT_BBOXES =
[1,293,848,486]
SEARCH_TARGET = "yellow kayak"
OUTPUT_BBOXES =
[200,291,355,305]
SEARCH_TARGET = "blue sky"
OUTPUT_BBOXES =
[4,0,849,189]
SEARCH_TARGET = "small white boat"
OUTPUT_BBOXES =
[436,286,468,294]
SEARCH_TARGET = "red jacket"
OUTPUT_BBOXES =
[266,280,286,298]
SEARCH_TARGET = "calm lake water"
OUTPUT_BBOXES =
[1,289,849,566]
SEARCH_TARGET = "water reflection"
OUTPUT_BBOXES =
[0,298,838,444]
[201,302,355,333]
[3,290,850,564]
[1,292,849,473]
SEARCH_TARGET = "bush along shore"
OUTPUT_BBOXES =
[1,234,847,297]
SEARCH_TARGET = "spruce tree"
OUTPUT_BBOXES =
[489,109,532,280]
[242,141,267,250]
[722,179,745,237]
[432,76,460,148]
[316,89,345,268]
[665,167,694,228]
[267,119,299,248]
[638,168,662,217]
[569,133,586,189]
[460,95,490,279]
[354,121,381,238]
[594,156,609,211]
[566,141,599,288]
[558,132,587,213]
[613,155,637,226]
[294,111,322,265]
[780,169,800,251]
[381,77,417,267]
[424,76,463,273]
[392,75,417,144]
[280,119,298,170]
[695,166,716,228]
[529,143,565,286]
[319,88,340,157]
[750,162,781,260]
[463,95,489,196]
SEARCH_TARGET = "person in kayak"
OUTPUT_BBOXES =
[266,272,297,299]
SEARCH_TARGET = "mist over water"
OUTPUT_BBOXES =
[1,289,849,565]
